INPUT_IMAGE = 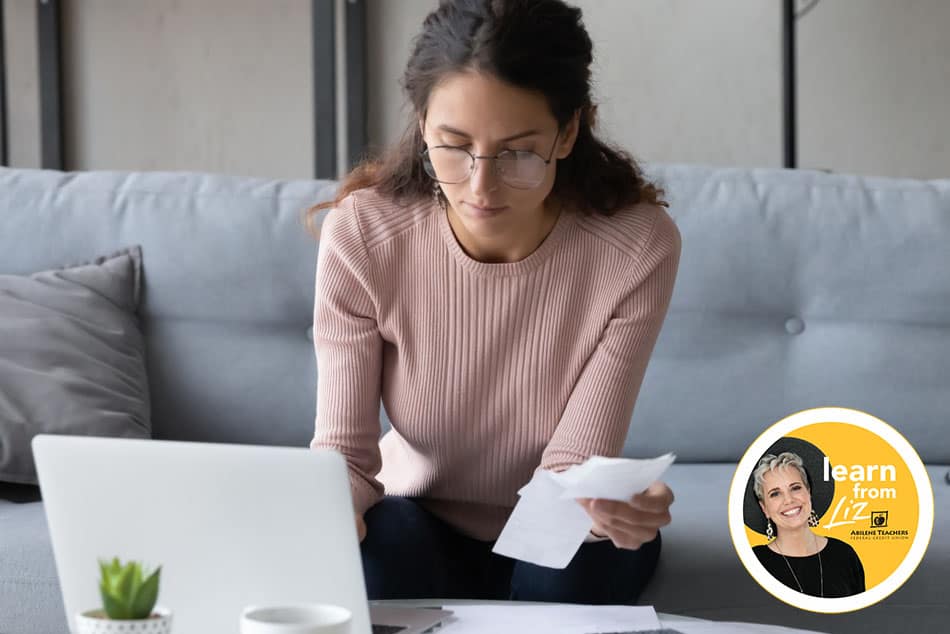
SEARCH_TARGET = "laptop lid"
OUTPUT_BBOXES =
[32,435,372,634]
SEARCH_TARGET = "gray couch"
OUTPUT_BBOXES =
[1,165,947,634]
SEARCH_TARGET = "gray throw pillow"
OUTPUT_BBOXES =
[0,247,150,484]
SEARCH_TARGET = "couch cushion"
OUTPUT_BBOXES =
[640,464,949,634]
[0,499,68,634]
[0,169,338,448]
[0,247,150,484]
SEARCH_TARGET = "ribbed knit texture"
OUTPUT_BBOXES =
[311,187,681,541]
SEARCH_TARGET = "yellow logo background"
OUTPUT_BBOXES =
[745,421,919,591]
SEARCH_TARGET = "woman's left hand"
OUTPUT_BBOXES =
[578,480,674,550]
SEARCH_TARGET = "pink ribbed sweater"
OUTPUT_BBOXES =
[310,187,680,541]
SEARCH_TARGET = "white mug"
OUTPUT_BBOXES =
[241,603,352,634]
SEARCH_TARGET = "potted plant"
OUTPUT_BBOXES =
[75,558,173,634]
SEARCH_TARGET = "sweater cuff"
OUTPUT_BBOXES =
[584,531,611,544]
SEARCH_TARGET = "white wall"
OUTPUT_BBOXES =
[366,0,432,156]
[3,1,949,179]
[3,0,41,168]
[367,0,950,179]
[798,0,950,178]
[368,0,782,169]
[59,0,313,179]
[573,0,781,169]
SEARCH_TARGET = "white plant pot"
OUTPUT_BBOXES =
[75,606,173,634]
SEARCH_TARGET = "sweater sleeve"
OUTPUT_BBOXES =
[309,193,385,516]
[540,207,681,473]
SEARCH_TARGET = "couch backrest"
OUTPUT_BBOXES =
[2,166,948,464]
[632,165,950,463]
[1,169,335,448]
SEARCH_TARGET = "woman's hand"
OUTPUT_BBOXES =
[355,513,367,543]
[578,481,674,550]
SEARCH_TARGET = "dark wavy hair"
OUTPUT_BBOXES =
[306,0,665,234]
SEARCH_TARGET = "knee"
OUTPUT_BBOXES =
[361,496,438,563]
[362,497,427,546]
[360,497,444,600]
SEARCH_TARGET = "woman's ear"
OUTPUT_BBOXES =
[758,500,768,517]
[556,109,582,160]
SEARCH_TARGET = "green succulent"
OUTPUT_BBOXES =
[97,558,161,620]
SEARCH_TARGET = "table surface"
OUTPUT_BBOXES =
[372,599,830,634]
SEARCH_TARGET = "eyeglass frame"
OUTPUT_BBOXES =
[419,130,561,189]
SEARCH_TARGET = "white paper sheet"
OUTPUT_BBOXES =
[492,470,593,569]
[439,604,661,634]
[553,453,677,501]
[492,454,676,568]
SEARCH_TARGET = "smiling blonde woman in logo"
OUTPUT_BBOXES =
[752,452,866,598]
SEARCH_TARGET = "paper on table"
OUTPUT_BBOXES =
[441,604,661,634]
[492,454,676,568]
[661,620,830,634]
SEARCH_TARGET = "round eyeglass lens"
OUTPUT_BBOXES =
[495,151,546,189]
[422,148,548,189]
[423,147,471,184]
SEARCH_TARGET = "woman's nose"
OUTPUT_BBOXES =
[469,157,500,195]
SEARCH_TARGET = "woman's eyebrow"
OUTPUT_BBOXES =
[436,124,541,142]
[766,480,802,494]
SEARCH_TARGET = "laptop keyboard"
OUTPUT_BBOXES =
[371,625,407,634]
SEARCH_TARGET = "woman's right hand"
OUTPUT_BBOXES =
[355,513,367,543]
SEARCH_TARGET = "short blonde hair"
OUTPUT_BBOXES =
[752,451,810,501]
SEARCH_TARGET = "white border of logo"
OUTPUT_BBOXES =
[728,407,935,613]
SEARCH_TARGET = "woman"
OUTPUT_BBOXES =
[753,452,866,598]
[308,0,680,604]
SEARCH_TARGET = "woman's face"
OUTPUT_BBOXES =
[420,71,578,245]
[758,466,814,535]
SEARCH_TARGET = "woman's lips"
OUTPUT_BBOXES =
[465,202,507,217]
[781,506,803,517]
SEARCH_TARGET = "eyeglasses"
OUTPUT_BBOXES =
[421,131,560,190]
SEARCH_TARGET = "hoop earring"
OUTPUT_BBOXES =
[808,510,820,527]
[766,518,774,541]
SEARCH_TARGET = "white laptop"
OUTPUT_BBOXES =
[32,435,450,634]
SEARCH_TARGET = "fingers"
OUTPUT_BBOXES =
[582,482,674,516]
[588,498,671,532]
[580,483,675,551]
[355,513,367,543]
[589,513,659,550]
[630,481,675,513]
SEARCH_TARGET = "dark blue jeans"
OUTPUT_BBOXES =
[360,496,661,604]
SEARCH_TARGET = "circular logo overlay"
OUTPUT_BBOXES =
[728,407,934,613]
